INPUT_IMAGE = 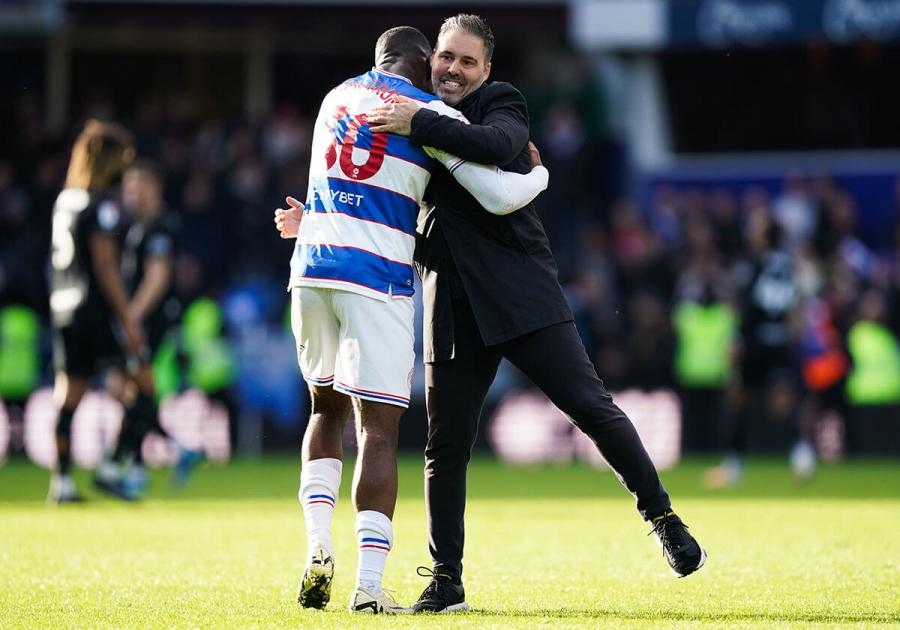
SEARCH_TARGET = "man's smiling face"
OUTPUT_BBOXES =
[431,28,492,106]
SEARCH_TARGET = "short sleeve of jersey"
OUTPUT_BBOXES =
[145,232,174,258]
[146,214,180,258]
[93,200,122,235]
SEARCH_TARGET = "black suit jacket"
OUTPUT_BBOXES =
[411,81,573,362]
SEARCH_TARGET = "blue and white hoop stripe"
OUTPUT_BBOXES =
[290,69,438,302]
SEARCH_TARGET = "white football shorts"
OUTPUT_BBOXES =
[291,287,415,408]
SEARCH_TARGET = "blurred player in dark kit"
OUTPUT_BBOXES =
[95,159,199,499]
[49,122,199,504]
[48,121,139,503]
[705,208,801,488]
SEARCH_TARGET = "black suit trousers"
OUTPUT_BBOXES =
[423,297,672,580]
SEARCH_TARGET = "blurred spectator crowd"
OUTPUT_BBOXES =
[540,163,900,456]
[2,67,900,457]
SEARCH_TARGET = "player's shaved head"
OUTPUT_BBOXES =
[375,26,431,64]
[374,26,432,90]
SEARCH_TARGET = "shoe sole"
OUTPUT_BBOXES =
[674,547,707,578]
[349,605,408,615]
[297,561,333,609]
[410,601,470,614]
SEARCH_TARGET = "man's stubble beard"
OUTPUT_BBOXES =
[434,73,487,107]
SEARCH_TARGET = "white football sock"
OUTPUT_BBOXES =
[299,458,342,557]
[356,510,393,596]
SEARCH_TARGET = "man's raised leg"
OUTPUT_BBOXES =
[503,322,706,577]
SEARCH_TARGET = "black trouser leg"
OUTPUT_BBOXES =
[502,322,672,520]
[424,301,501,581]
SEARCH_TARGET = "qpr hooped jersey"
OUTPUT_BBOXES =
[290,69,450,301]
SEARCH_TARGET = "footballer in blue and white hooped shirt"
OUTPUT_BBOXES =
[291,68,435,302]
[288,69,548,409]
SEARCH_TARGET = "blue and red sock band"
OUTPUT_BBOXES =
[307,493,335,508]
[359,536,391,552]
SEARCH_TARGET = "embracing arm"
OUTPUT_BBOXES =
[425,142,548,216]
[368,83,531,165]
[411,85,529,165]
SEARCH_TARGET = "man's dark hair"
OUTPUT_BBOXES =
[125,158,163,185]
[375,26,431,64]
[439,13,494,62]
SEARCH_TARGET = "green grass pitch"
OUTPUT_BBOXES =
[1,455,898,628]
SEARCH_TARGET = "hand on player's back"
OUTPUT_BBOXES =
[528,141,542,168]
[274,196,304,239]
[367,96,421,136]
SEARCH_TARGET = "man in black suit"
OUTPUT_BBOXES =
[369,14,706,612]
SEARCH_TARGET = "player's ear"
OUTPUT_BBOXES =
[483,61,491,82]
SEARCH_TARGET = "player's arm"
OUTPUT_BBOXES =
[369,84,529,165]
[425,141,548,216]
[89,233,144,352]
[128,235,174,322]
[414,99,547,215]
[90,233,129,320]
[274,95,334,240]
